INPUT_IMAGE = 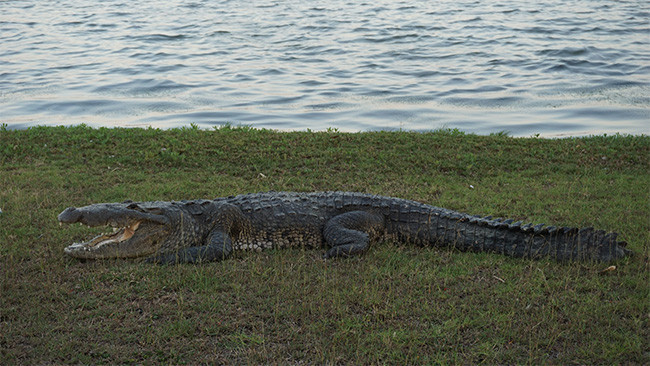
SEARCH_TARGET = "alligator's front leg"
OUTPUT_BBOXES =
[323,211,384,258]
[146,230,233,264]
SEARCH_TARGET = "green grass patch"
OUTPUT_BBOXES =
[1,125,648,364]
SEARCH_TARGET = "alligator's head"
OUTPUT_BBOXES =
[58,201,201,260]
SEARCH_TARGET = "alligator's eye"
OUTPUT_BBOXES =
[126,203,143,211]
[125,203,163,215]
[122,199,134,204]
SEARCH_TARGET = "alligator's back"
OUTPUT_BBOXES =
[219,191,630,262]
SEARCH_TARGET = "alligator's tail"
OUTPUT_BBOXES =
[396,208,632,262]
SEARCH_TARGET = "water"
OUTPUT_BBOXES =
[1,0,649,136]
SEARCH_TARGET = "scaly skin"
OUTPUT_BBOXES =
[58,191,631,264]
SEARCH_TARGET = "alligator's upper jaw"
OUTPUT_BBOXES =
[58,204,169,259]
[58,205,169,227]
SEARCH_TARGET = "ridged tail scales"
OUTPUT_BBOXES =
[392,205,631,263]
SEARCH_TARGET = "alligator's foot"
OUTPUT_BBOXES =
[146,231,233,264]
[323,211,384,259]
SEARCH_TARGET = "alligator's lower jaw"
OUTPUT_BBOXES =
[64,221,141,256]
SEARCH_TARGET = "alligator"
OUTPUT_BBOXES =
[58,191,631,264]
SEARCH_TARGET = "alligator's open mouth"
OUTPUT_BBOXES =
[64,221,142,254]
[58,204,170,259]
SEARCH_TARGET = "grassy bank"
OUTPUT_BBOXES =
[1,125,648,364]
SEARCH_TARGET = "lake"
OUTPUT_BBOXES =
[1,0,649,136]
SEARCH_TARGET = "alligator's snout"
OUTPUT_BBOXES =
[58,207,82,223]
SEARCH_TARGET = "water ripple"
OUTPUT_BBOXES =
[1,0,648,136]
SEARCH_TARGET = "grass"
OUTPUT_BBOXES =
[0,125,648,364]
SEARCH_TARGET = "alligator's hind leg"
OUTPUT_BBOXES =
[323,211,384,258]
[146,231,233,264]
